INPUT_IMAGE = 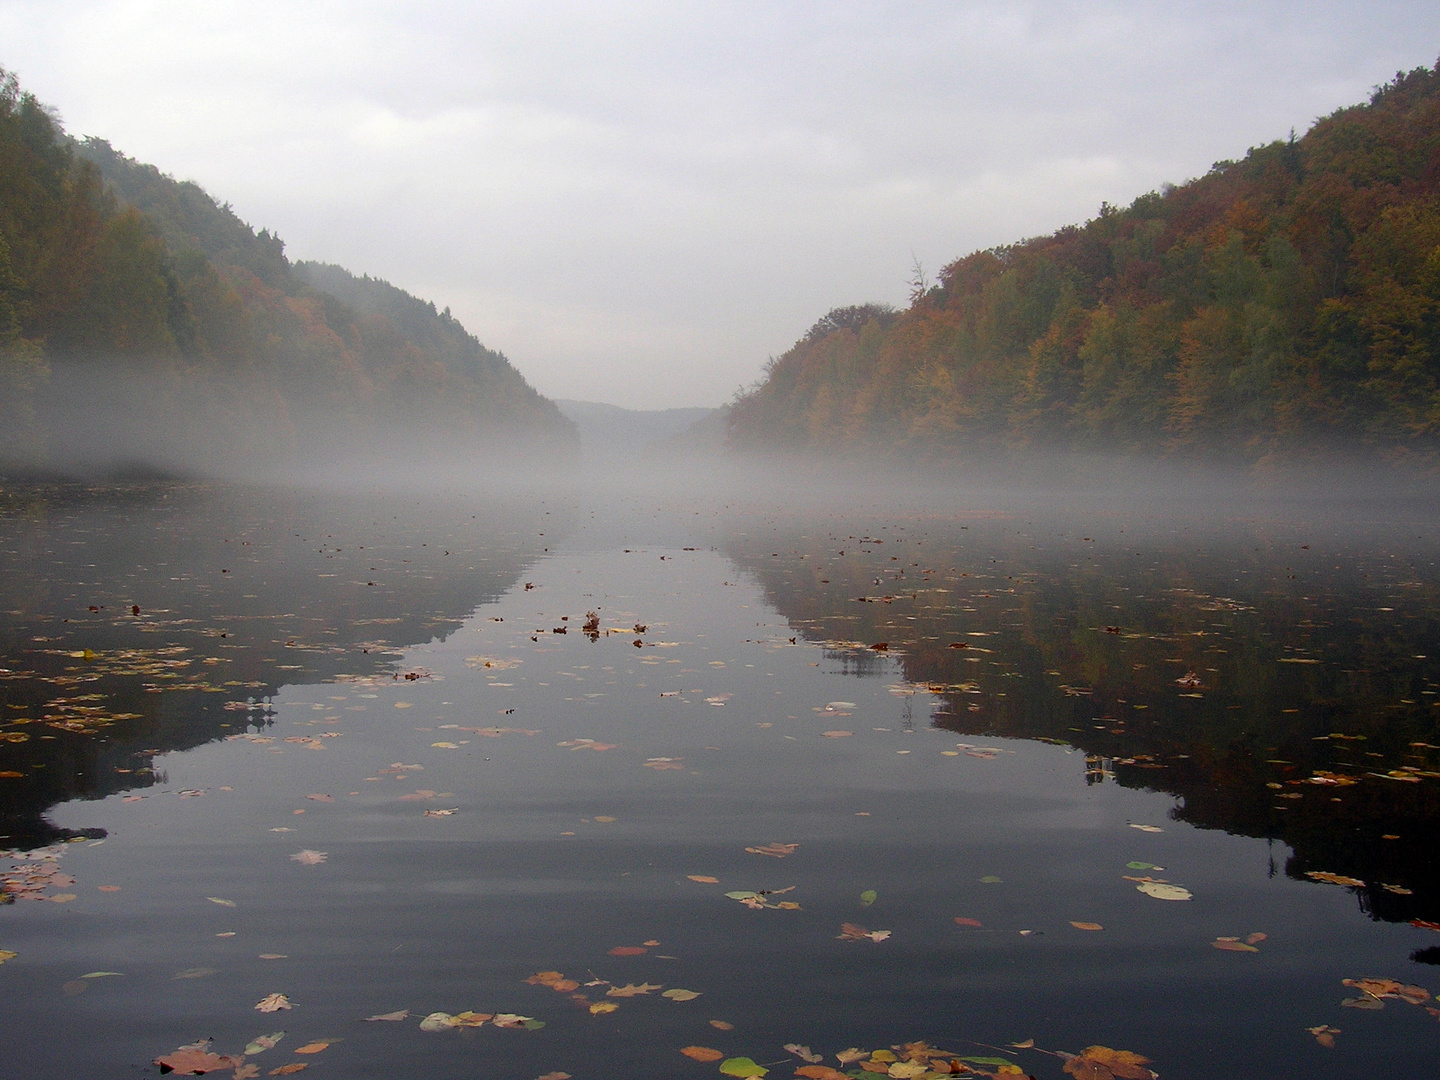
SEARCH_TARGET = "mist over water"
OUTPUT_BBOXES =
[1,456,1437,1079]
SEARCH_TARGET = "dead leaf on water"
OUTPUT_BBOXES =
[745,842,798,858]
[661,988,700,1001]
[1212,938,1258,952]
[293,1042,331,1055]
[255,993,293,1012]
[709,1020,734,1030]
[606,982,662,997]
[269,1065,307,1076]
[687,875,719,883]
[1061,1045,1157,1080]
[153,1040,243,1076]
[681,1046,724,1062]
[1306,1024,1340,1047]
[289,850,326,865]
[607,946,647,956]
[589,1001,618,1015]
[365,1010,409,1022]
[1070,922,1104,931]
[785,1044,823,1063]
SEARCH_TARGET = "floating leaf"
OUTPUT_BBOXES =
[709,1021,734,1031]
[492,1013,533,1028]
[206,897,237,907]
[1061,1046,1156,1080]
[364,1011,408,1022]
[0,950,15,964]
[589,1001,619,1015]
[681,1046,724,1062]
[1305,1024,1340,1048]
[785,1044,823,1063]
[662,988,701,1001]
[269,1065,308,1076]
[795,1068,848,1080]
[1070,922,1104,931]
[293,1042,330,1054]
[718,1057,769,1077]
[289,850,327,865]
[960,1057,1019,1067]
[1213,938,1258,952]
[153,1041,243,1076]
[607,982,662,997]
[1125,861,1163,870]
[835,1049,868,1064]
[420,1012,457,1031]
[1135,881,1192,901]
[687,875,719,884]
[860,890,877,907]
[245,1033,285,1055]
[607,946,647,956]
[1128,824,1163,833]
[80,971,123,978]
[745,842,798,858]
[954,917,982,927]
[255,993,293,1012]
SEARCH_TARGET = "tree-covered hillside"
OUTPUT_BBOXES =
[729,63,1440,465]
[0,68,575,472]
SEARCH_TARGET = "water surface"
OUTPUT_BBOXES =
[1,479,1437,1079]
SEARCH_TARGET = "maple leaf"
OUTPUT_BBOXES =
[607,982,662,997]
[1062,1046,1156,1080]
[289,850,327,865]
[255,993,293,1013]
[154,1040,244,1075]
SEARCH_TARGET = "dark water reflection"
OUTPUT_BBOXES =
[0,480,1437,1079]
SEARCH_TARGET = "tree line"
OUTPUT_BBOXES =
[0,68,574,470]
[729,62,1440,466]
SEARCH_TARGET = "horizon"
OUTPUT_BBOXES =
[3,1,1438,409]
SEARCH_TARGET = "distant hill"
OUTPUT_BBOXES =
[0,67,575,476]
[729,62,1440,466]
[555,399,717,461]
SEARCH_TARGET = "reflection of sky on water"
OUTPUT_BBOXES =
[7,537,1429,1078]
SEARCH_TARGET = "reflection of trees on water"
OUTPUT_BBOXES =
[0,484,556,849]
[725,518,1440,924]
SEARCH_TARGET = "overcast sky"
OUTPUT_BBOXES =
[2,2,1437,408]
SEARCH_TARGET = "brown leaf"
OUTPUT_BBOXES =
[607,982,663,997]
[1070,922,1104,931]
[709,1020,735,1030]
[607,946,647,956]
[795,1068,849,1080]
[687,875,720,883]
[745,842,799,857]
[681,1047,724,1062]
[1064,1047,1155,1080]
[1212,938,1259,952]
[293,1042,330,1055]
[269,1066,308,1077]
[154,1042,243,1075]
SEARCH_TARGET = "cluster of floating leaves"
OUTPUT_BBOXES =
[674,1039,1157,1079]
[1,846,78,904]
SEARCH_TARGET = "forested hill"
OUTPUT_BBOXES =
[729,62,1440,466]
[0,68,575,475]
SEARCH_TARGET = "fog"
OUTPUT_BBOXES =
[7,1,1440,408]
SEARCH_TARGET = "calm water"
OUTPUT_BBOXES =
[1,478,1437,1079]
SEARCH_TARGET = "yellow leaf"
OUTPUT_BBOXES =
[293,1042,330,1054]
[589,1001,619,1015]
